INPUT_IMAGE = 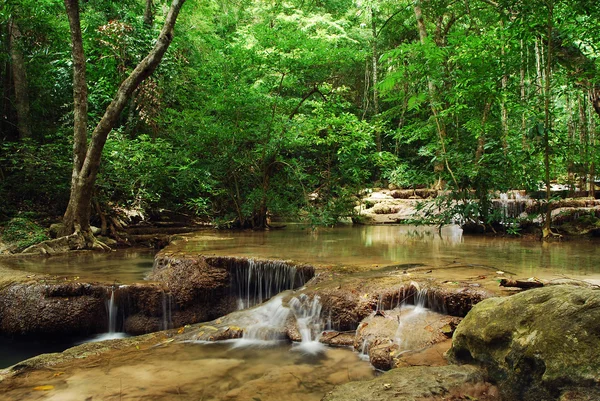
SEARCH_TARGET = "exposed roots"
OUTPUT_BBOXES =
[22,230,112,255]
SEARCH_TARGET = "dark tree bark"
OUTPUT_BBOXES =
[59,0,186,247]
[144,0,154,26]
[8,19,32,140]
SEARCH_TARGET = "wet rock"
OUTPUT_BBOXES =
[353,307,461,371]
[319,331,356,347]
[448,285,600,400]
[0,283,106,337]
[149,255,230,308]
[368,343,397,370]
[322,365,496,401]
[317,289,374,331]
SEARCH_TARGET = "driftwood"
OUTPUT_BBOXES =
[500,279,544,289]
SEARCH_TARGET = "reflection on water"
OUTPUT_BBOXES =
[0,248,156,283]
[2,225,599,284]
[0,342,375,401]
[173,224,600,281]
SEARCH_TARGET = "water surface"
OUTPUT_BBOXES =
[0,248,156,283]
[0,341,374,401]
[170,224,600,282]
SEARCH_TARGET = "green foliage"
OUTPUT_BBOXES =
[2,0,600,231]
[0,138,72,216]
[0,217,49,251]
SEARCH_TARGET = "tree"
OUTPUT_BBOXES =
[7,18,32,140]
[58,0,186,248]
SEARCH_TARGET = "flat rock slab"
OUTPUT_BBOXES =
[322,365,499,401]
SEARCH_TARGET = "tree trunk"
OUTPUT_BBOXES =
[60,0,186,245]
[588,88,597,198]
[520,40,527,149]
[542,3,554,239]
[144,0,154,26]
[371,8,381,152]
[591,85,600,118]
[8,19,32,140]
[413,2,457,188]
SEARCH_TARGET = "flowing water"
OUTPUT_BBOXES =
[2,224,600,390]
[0,341,375,401]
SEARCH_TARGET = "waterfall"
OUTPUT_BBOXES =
[230,259,305,309]
[409,281,428,310]
[494,192,530,223]
[107,289,117,333]
[161,291,173,330]
[289,294,325,354]
[87,287,128,342]
[393,305,427,350]
[233,296,291,346]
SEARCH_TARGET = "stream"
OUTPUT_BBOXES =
[1,224,600,400]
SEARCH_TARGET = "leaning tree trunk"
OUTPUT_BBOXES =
[59,0,186,247]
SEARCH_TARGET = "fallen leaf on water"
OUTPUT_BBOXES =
[200,325,218,331]
[177,327,185,334]
[33,385,54,391]
[52,372,64,377]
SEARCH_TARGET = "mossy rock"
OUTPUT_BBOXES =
[448,285,600,400]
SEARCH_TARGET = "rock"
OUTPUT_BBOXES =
[322,365,497,401]
[48,223,64,239]
[0,283,107,337]
[369,343,398,370]
[354,307,461,371]
[319,330,356,347]
[149,256,230,308]
[448,285,600,400]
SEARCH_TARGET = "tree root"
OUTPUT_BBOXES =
[22,231,112,255]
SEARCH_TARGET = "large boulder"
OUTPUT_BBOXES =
[448,285,600,400]
[0,283,107,337]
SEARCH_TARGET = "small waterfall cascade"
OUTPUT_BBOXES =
[107,289,118,333]
[289,294,325,354]
[393,304,427,350]
[235,296,291,345]
[88,287,128,342]
[494,192,530,221]
[411,282,427,310]
[161,291,174,330]
[231,259,305,309]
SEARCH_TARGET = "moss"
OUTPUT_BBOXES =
[0,217,49,252]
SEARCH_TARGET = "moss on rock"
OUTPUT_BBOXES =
[448,285,600,400]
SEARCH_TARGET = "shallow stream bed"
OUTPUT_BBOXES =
[0,341,374,401]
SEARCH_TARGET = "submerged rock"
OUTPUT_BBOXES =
[448,285,600,400]
[322,365,498,401]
